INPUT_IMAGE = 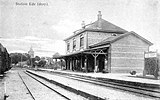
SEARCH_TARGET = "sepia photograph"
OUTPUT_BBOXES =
[0,0,160,100]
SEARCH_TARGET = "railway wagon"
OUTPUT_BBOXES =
[0,43,11,74]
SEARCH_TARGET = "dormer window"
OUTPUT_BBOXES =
[80,35,84,48]
[73,39,76,50]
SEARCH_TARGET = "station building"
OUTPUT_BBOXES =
[54,11,153,73]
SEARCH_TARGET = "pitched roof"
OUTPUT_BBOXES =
[89,31,153,48]
[64,12,127,41]
[84,18,127,33]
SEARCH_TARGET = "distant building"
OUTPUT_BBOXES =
[53,11,153,73]
[28,47,34,58]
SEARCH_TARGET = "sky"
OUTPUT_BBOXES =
[0,0,160,57]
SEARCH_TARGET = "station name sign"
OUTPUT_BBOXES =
[145,52,157,58]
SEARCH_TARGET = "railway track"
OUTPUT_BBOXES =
[18,71,75,100]
[18,72,35,100]
[25,70,104,100]
[38,70,160,99]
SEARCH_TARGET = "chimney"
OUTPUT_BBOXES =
[97,11,102,20]
[81,21,85,29]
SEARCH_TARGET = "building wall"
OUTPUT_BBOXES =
[65,32,87,54]
[65,31,122,54]
[111,34,149,73]
[87,32,120,48]
[65,39,72,54]
[84,32,87,49]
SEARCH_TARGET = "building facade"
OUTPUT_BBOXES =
[54,11,152,73]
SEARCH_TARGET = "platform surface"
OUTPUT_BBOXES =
[3,69,33,100]
[40,68,160,86]
[28,69,158,100]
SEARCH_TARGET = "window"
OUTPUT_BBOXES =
[67,42,70,51]
[73,39,76,50]
[80,35,84,48]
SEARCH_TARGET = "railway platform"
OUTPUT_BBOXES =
[39,68,160,89]
[27,69,159,100]
[1,68,33,100]
[0,76,5,100]
[1,68,160,100]
[1,68,88,100]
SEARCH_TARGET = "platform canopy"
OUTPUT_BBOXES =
[52,45,110,59]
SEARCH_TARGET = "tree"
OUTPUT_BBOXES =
[10,53,29,64]
[35,56,40,61]
[10,53,30,65]
[52,52,60,58]
[38,59,46,67]
[10,53,19,64]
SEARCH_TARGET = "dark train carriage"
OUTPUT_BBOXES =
[0,43,4,74]
[0,43,11,74]
[3,48,11,71]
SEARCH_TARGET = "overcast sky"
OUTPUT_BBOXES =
[0,0,160,57]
